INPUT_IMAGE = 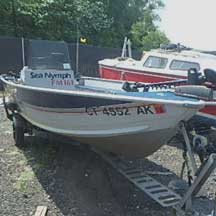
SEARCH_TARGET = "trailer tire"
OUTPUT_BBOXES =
[13,115,25,147]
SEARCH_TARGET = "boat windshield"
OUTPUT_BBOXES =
[27,39,71,71]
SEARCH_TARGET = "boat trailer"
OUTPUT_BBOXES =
[93,122,216,215]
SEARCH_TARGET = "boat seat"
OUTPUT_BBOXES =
[204,68,216,84]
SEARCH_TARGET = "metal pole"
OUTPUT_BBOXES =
[127,39,132,58]
[21,37,25,67]
[180,122,198,175]
[121,37,127,57]
[76,22,79,74]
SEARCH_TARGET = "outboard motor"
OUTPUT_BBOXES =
[204,68,216,84]
[160,44,178,50]
[160,43,191,51]
[175,85,213,100]
[187,68,205,85]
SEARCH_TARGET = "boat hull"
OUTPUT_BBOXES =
[2,79,202,158]
[18,101,185,157]
[99,65,185,83]
[16,91,198,157]
[73,128,175,157]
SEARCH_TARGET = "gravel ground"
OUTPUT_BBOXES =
[0,105,216,216]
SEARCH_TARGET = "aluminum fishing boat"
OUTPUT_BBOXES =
[0,40,208,158]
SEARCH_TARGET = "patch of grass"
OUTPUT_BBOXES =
[14,167,35,192]
[23,138,58,169]
[6,149,21,156]
[8,134,59,193]
[17,159,27,166]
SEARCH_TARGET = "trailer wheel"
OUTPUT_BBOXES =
[13,115,25,147]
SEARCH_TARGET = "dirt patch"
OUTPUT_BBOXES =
[0,107,216,216]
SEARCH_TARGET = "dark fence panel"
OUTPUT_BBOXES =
[69,44,122,77]
[0,37,142,77]
[0,36,23,74]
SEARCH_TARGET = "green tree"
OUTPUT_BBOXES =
[0,0,112,42]
[0,0,51,38]
[37,0,112,42]
[0,0,13,35]
[142,30,169,50]
[130,9,170,50]
[95,0,167,48]
[0,0,168,50]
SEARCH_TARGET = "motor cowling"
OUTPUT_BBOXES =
[187,68,205,85]
[204,68,216,84]
[175,85,213,100]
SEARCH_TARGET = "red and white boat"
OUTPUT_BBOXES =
[99,44,216,83]
[99,44,216,126]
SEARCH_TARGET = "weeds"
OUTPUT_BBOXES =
[14,167,34,192]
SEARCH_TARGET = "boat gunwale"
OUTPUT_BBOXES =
[0,76,205,108]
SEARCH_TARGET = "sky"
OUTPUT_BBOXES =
[159,0,216,51]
